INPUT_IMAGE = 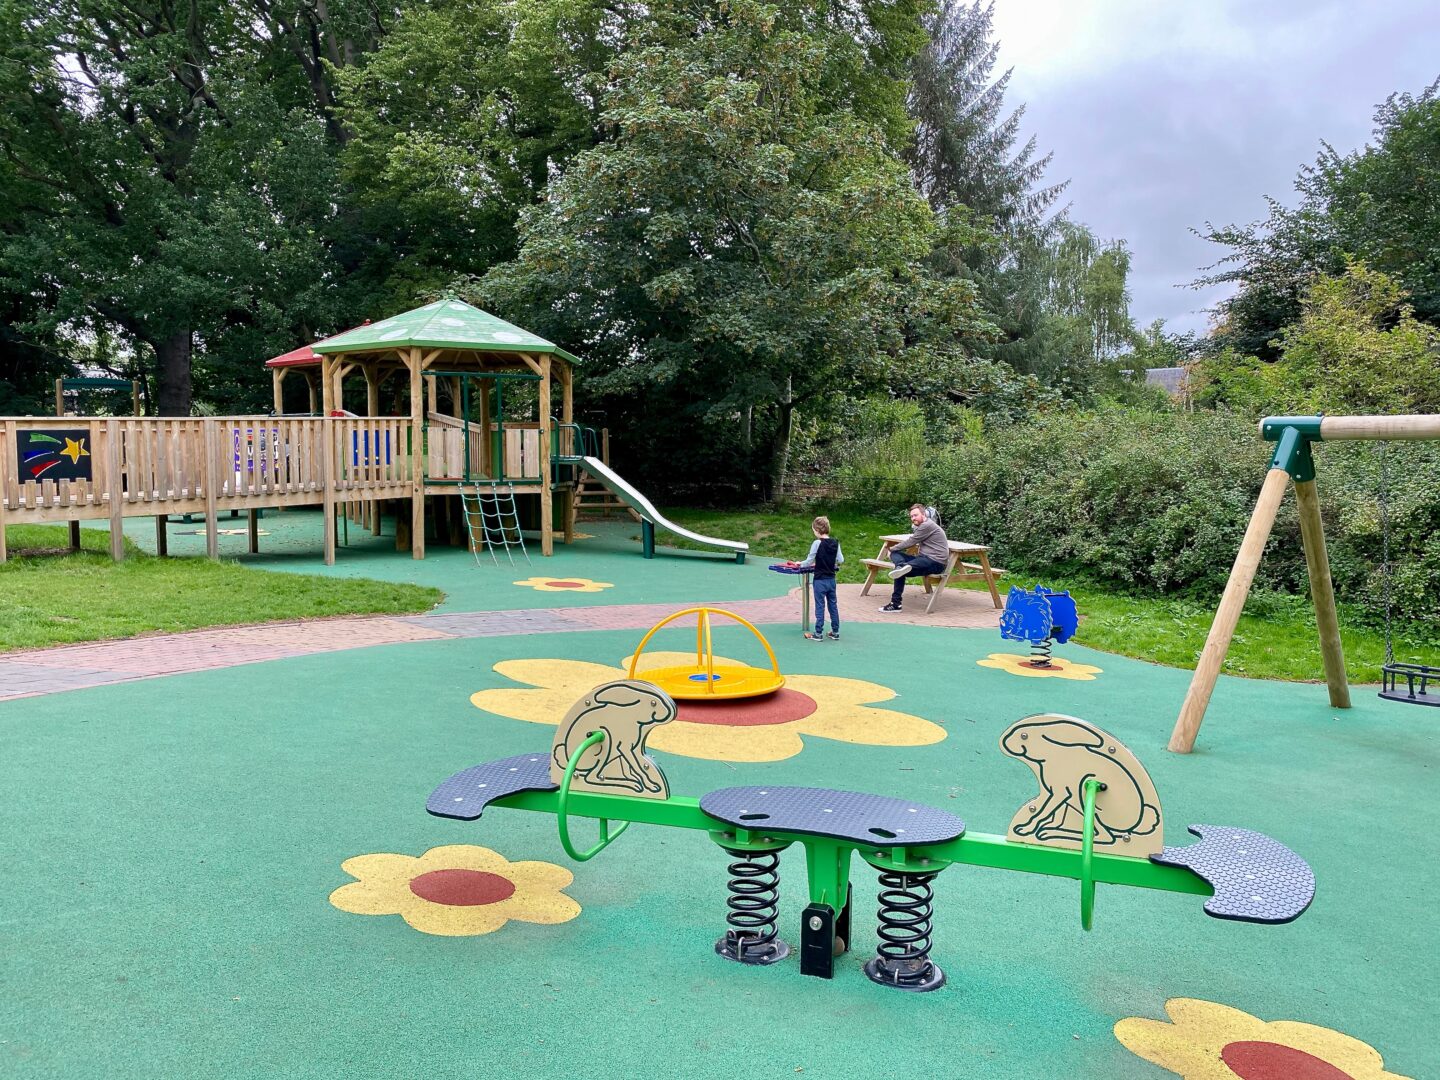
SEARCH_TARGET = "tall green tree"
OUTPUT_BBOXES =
[906,0,1065,227]
[481,0,984,495]
[0,0,385,414]
[332,0,628,304]
[1197,80,1440,360]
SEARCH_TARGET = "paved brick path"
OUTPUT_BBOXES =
[0,586,996,702]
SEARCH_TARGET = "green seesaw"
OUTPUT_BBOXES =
[428,678,1313,992]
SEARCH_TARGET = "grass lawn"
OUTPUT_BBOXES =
[660,504,1440,683]
[0,524,442,652]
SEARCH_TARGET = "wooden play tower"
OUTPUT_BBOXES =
[271,298,584,558]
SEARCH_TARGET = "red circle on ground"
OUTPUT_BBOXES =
[1220,1041,1356,1080]
[545,581,588,589]
[677,689,819,727]
[408,869,516,907]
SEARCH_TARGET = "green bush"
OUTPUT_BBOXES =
[916,406,1440,627]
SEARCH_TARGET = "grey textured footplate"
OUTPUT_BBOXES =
[427,754,557,821]
[701,786,965,846]
[1150,824,1314,924]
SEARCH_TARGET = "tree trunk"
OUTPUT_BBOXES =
[766,377,795,500]
[154,329,193,415]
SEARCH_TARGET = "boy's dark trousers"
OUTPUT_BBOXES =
[813,576,839,635]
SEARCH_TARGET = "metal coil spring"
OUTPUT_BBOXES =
[1028,636,1054,668]
[872,870,938,984]
[721,849,782,960]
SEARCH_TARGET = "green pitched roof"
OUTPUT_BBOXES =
[312,299,579,363]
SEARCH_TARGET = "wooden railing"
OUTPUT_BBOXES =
[0,416,414,528]
[423,414,542,483]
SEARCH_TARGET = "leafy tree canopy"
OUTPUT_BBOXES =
[478,1,995,494]
[1197,80,1440,360]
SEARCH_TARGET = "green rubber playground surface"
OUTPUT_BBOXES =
[97,509,790,611]
[1,546,1434,1078]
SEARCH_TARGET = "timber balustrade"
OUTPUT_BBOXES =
[0,416,415,563]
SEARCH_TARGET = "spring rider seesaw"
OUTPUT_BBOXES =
[427,615,1313,991]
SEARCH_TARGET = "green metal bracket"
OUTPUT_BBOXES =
[555,732,630,861]
[1261,415,1323,483]
[1079,777,1105,931]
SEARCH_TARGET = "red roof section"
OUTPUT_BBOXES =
[264,322,370,369]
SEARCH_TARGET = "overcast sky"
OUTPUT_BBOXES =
[988,0,1440,337]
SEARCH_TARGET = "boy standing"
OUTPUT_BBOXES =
[879,504,949,613]
[800,515,844,640]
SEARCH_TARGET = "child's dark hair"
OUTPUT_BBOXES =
[812,515,830,535]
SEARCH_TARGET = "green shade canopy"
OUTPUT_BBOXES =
[312,299,579,363]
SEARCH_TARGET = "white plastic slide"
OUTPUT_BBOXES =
[579,457,748,562]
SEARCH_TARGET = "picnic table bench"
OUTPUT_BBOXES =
[860,534,1003,614]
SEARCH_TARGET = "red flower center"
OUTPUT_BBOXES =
[677,689,819,727]
[546,580,588,588]
[1220,1041,1356,1080]
[408,869,517,907]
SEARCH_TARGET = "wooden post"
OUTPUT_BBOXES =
[320,356,334,416]
[409,347,425,559]
[539,354,553,556]
[306,371,318,414]
[155,515,168,557]
[58,379,80,548]
[1318,414,1440,441]
[1294,478,1350,709]
[272,368,286,415]
[0,421,9,564]
[202,419,219,560]
[131,380,142,415]
[322,418,337,566]
[601,427,610,466]
[247,508,260,554]
[106,419,125,561]
[478,378,492,478]
[1170,467,1292,753]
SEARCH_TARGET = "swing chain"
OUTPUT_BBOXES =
[1379,441,1394,667]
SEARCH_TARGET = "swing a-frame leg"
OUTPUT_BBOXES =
[1171,413,1440,753]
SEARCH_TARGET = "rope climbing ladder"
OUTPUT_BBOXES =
[461,482,531,568]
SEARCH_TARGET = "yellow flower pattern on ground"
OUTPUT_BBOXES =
[512,576,614,593]
[1114,997,1413,1079]
[329,844,580,937]
[976,652,1103,680]
[470,652,946,763]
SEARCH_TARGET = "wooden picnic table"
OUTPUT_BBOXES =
[860,534,1003,614]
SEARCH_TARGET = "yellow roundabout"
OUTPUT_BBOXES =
[628,606,785,700]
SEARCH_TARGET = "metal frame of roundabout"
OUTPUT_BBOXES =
[427,607,1316,993]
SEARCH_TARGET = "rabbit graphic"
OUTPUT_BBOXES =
[1000,714,1163,856]
[550,680,677,798]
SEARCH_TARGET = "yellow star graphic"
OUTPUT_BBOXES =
[61,438,90,464]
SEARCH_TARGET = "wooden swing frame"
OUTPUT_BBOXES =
[1170,414,1440,754]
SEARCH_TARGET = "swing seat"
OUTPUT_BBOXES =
[1379,662,1440,707]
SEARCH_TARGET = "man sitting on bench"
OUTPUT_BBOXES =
[880,505,950,613]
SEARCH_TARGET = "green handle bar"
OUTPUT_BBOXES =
[1079,777,1106,931]
[556,731,630,861]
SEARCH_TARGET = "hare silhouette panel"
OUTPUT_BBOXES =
[1000,715,1164,857]
[550,680,677,798]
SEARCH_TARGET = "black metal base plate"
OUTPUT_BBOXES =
[863,957,946,992]
[715,932,790,966]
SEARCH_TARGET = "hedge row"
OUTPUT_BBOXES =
[908,408,1440,626]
